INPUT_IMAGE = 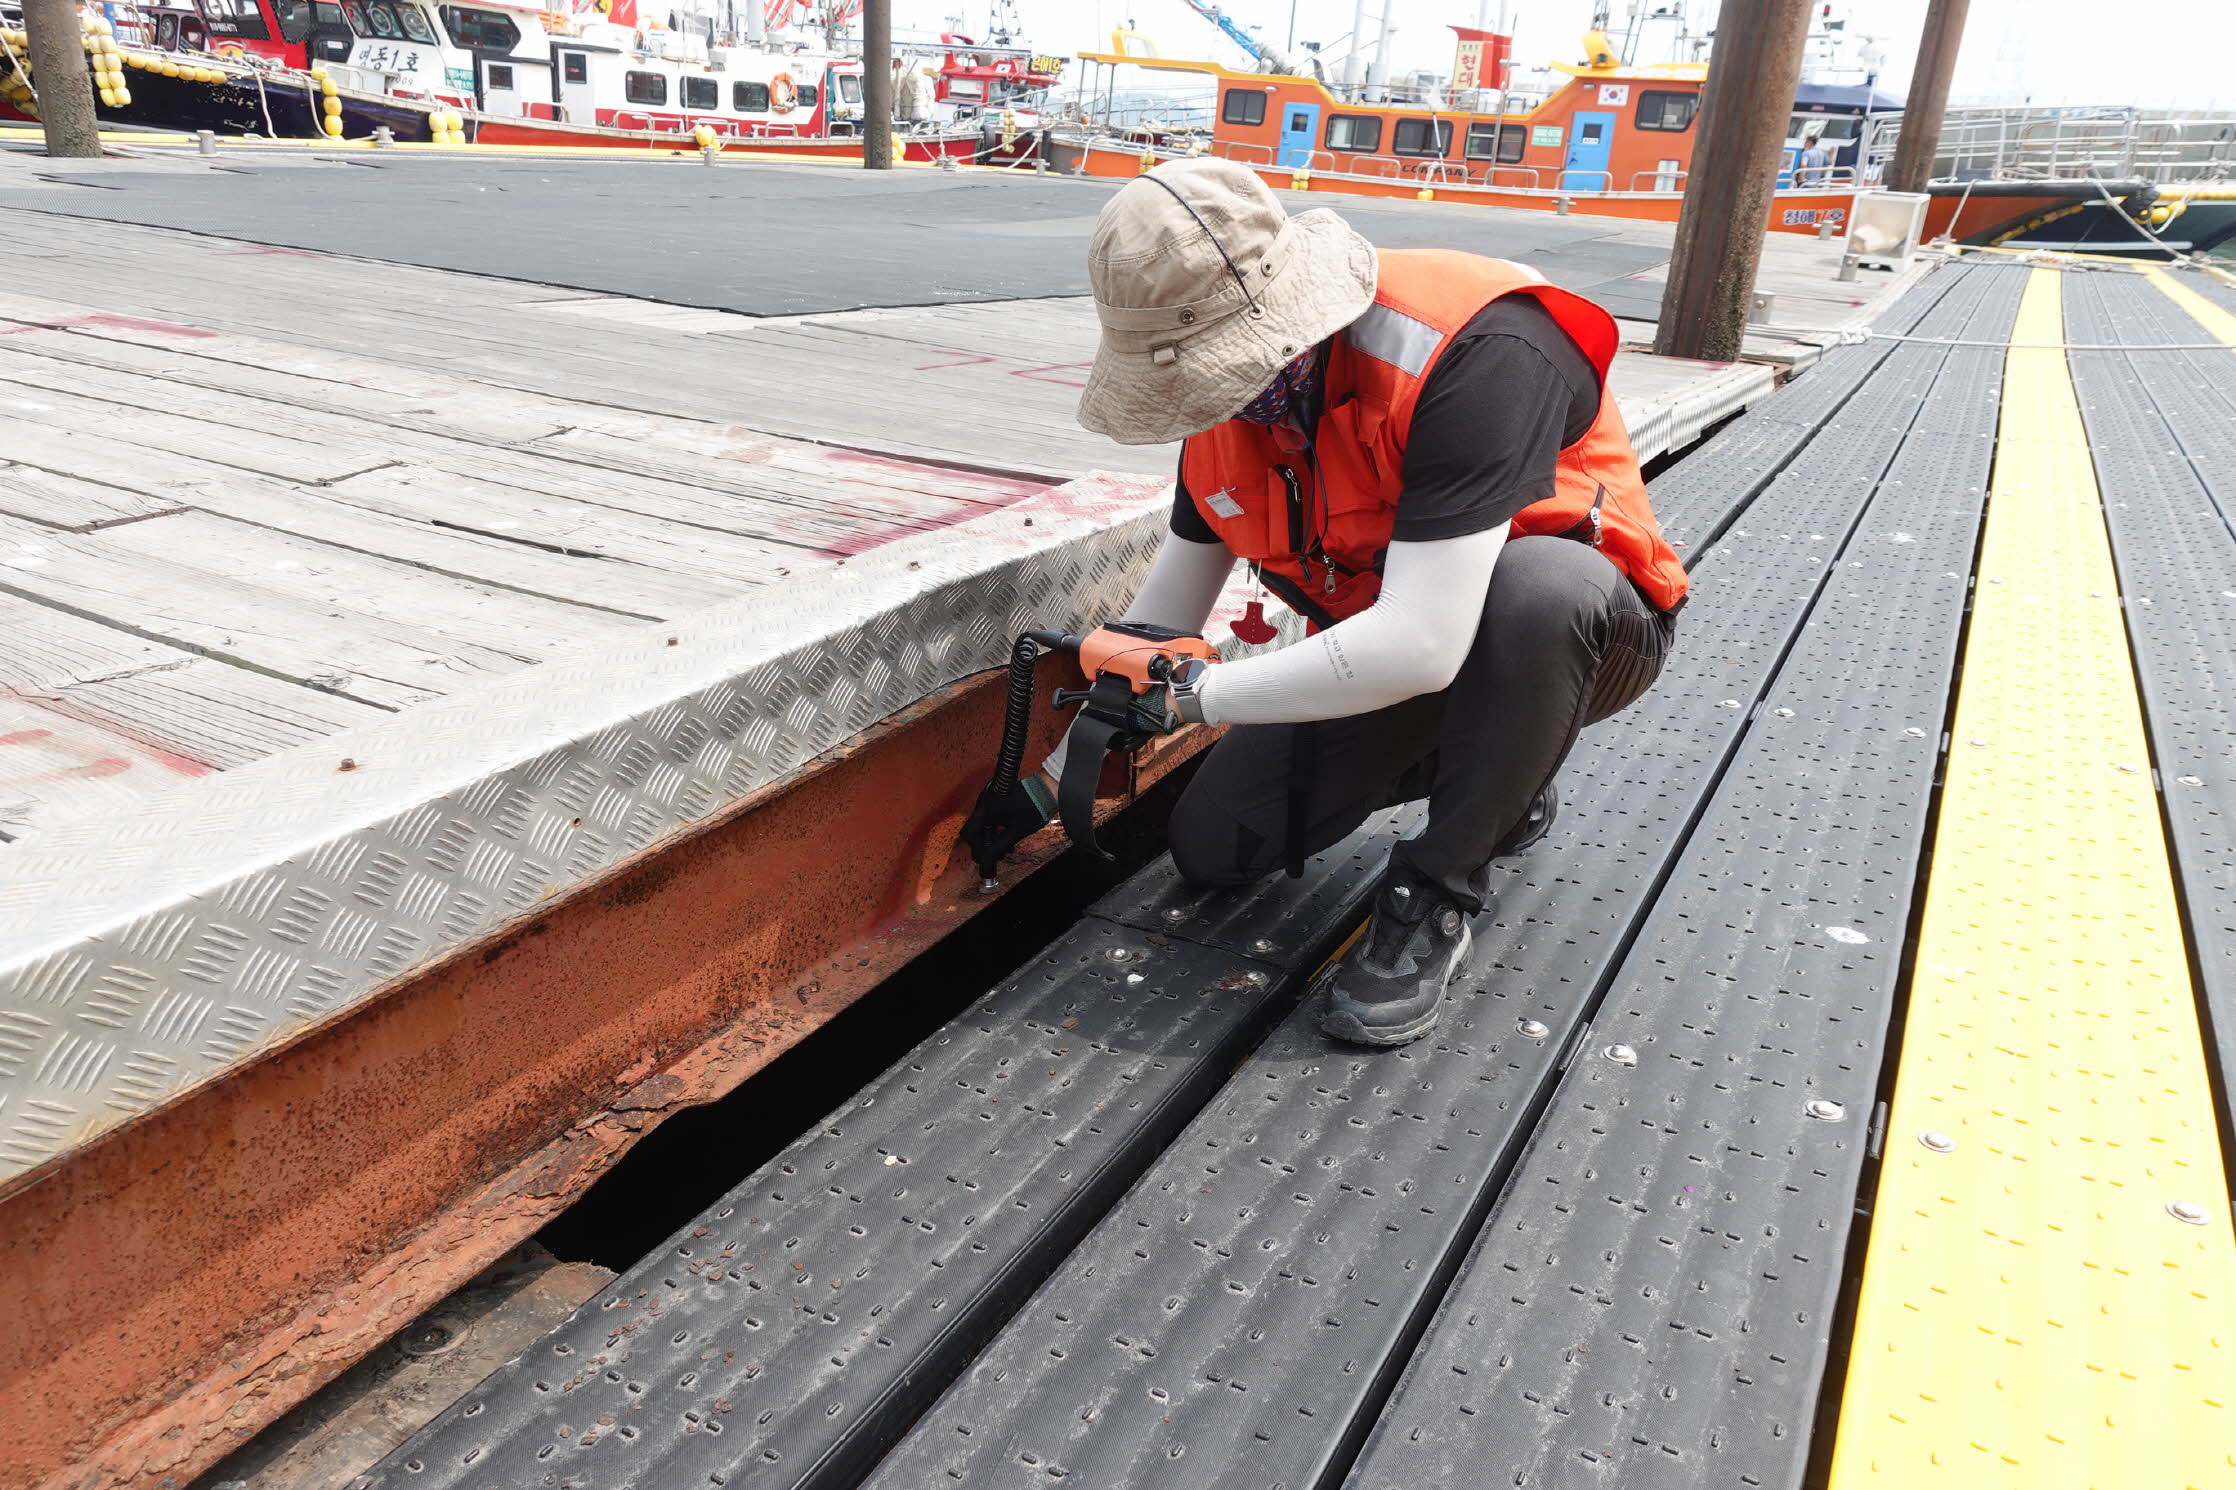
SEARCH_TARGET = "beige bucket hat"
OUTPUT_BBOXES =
[1077,158,1378,446]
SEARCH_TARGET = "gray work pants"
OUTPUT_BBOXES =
[1168,536,1676,911]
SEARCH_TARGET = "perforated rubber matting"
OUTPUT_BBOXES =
[365,258,2236,1490]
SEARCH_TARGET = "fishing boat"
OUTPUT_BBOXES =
[1053,23,2236,257]
[0,0,983,156]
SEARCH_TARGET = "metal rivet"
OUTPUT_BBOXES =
[1805,1099,1845,1122]
[1163,906,1191,923]
[1967,739,1988,748]
[2177,775,2203,787]
[1250,938,1278,955]
[1605,1044,1638,1066]
[1918,1130,1957,1153]
[2116,763,2139,773]
[1774,707,1795,719]
[1517,1019,1550,1040]
[1904,727,1927,737]
[1106,947,1134,963]
[1717,699,1742,710]
[2168,1199,2210,1226]
[1244,970,1268,986]
[1177,308,1197,324]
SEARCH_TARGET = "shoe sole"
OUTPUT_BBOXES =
[1318,922,1472,1048]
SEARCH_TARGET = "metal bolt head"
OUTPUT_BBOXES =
[2177,775,2203,787]
[1163,905,1191,923]
[1105,946,1134,963]
[1243,970,1268,986]
[1604,1043,1638,1066]
[399,1322,458,1358]
[1805,1099,1845,1122]
[1904,727,1927,738]
[1250,938,1278,955]
[1717,699,1742,710]
[1516,1018,1550,1040]
[1774,707,1795,719]
[2168,1199,2211,1226]
[1918,1129,1957,1154]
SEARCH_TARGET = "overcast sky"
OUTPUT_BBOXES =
[893,1,2232,109]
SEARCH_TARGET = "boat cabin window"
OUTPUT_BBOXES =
[562,51,588,83]
[1790,113,1859,141]
[682,75,716,109]
[624,69,667,105]
[199,0,271,40]
[1635,90,1697,132]
[1392,117,1452,157]
[437,4,518,53]
[1325,114,1380,152]
[1220,87,1266,127]
[1464,119,1526,162]
[485,62,513,89]
[838,73,862,104]
[733,79,768,111]
[948,77,985,100]
[271,0,313,42]
[796,82,819,108]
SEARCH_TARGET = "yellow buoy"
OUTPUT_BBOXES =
[322,95,341,116]
[1416,186,1435,200]
[1290,167,1310,190]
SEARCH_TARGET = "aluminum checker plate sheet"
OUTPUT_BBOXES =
[1342,261,2028,1490]
[0,477,1173,1187]
[858,266,2012,1490]
[363,814,1409,1490]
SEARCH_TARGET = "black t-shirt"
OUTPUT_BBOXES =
[1172,295,1602,544]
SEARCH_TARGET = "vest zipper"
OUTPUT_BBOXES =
[1276,465,1307,560]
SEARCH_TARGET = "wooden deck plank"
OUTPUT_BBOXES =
[0,511,624,709]
[0,693,215,842]
[0,587,381,771]
[0,461,178,530]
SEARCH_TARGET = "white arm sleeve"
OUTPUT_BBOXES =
[1194,526,1508,726]
[1037,531,1236,784]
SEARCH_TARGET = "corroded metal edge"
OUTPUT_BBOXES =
[0,474,1172,1188]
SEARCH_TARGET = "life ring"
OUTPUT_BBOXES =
[769,71,796,113]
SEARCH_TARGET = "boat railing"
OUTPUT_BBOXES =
[1214,140,1276,167]
[1882,106,2236,185]
[1629,168,1687,191]
[1412,161,1467,186]
[1344,154,1406,180]
[1484,164,1544,188]
[1554,169,1614,192]
[1287,149,1336,175]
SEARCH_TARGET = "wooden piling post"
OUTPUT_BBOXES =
[861,0,893,170]
[1653,0,1812,363]
[20,0,101,159]
[1884,0,1970,195]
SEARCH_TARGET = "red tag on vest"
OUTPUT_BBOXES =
[1231,600,1278,644]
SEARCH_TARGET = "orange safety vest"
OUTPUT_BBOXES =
[1180,249,1689,627]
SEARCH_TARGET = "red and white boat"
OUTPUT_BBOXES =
[4,0,981,156]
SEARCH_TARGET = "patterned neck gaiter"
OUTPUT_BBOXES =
[1236,349,1321,426]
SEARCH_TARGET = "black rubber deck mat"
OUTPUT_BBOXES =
[1338,261,2028,1490]
[855,265,2006,1490]
[2065,267,2236,1096]
[360,818,1409,1490]
[1644,264,1965,554]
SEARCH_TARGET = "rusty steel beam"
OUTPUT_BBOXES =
[0,661,1206,1490]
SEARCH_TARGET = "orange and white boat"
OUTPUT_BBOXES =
[1060,31,1863,237]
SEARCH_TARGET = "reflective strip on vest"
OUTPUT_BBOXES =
[1345,303,1440,377]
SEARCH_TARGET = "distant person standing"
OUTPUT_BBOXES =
[1796,127,1832,185]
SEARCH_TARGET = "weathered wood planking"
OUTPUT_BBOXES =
[0,460,179,530]
[0,587,380,770]
[0,510,639,710]
[0,693,214,841]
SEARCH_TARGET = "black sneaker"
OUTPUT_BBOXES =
[1318,870,1473,1047]
[1490,780,1559,859]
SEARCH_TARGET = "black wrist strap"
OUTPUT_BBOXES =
[1057,711,1129,861]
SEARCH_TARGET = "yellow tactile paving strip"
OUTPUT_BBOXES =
[2149,266,2236,346]
[1829,266,2236,1489]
